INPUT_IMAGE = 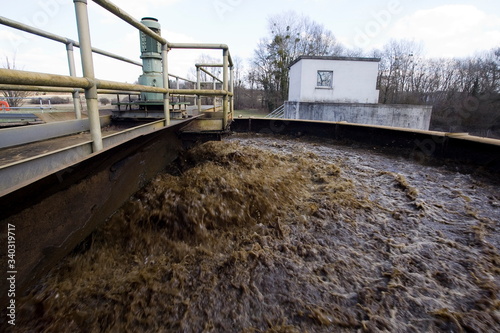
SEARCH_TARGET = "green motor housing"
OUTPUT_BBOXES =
[138,17,163,101]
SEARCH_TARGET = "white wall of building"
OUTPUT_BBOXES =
[288,57,380,104]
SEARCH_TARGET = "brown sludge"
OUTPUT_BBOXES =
[17,133,500,332]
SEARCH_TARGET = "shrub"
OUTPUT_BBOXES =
[99,97,110,105]
[49,96,70,104]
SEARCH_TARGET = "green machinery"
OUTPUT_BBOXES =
[138,17,164,103]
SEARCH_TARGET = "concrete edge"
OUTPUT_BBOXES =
[231,118,500,173]
[0,115,112,149]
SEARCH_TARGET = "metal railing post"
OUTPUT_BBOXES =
[66,42,82,119]
[213,78,217,111]
[74,0,103,152]
[175,77,179,109]
[230,66,234,117]
[196,66,201,113]
[222,49,229,128]
[161,43,170,126]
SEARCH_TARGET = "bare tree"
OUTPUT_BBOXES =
[2,56,31,108]
[377,39,424,104]
[252,11,344,111]
[376,40,500,136]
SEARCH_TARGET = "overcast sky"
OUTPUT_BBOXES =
[1,0,499,84]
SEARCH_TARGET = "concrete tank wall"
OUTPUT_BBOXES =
[285,101,433,130]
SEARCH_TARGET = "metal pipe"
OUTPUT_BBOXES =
[92,46,142,66]
[96,79,232,96]
[0,68,92,88]
[168,89,232,97]
[228,50,234,68]
[196,67,201,113]
[0,84,78,93]
[168,73,195,84]
[213,78,217,111]
[169,44,233,67]
[223,49,229,128]
[66,43,82,119]
[169,42,229,51]
[199,67,223,83]
[0,16,141,68]
[0,72,232,97]
[196,63,224,68]
[74,0,103,152]
[91,0,167,45]
[97,79,165,93]
[97,89,139,95]
[162,44,170,126]
[230,66,234,118]
[0,15,69,44]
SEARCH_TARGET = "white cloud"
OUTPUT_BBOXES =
[390,5,500,58]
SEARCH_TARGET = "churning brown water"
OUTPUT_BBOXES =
[16,133,500,332]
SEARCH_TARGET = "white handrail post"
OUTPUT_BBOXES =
[222,49,229,129]
[74,0,103,152]
[66,42,82,119]
[162,43,170,126]
[230,66,234,118]
[196,66,202,113]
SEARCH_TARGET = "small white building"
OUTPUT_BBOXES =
[285,56,432,130]
[288,56,380,104]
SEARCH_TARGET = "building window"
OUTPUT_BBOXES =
[317,70,333,88]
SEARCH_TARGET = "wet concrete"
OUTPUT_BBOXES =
[10,133,500,332]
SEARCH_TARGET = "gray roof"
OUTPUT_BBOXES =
[289,55,381,68]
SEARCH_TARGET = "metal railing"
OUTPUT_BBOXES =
[265,104,285,119]
[0,0,234,152]
[0,97,54,111]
